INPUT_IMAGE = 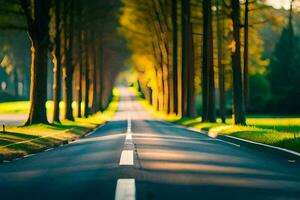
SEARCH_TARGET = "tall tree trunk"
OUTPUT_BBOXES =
[216,0,226,123]
[77,36,83,118]
[153,68,159,111]
[244,0,249,110]
[84,29,90,118]
[181,0,191,117]
[77,4,83,118]
[231,0,246,125]
[158,49,165,112]
[26,39,49,125]
[162,46,169,114]
[98,43,104,111]
[91,33,98,113]
[64,74,74,120]
[175,0,195,117]
[22,0,51,125]
[53,0,62,123]
[172,0,178,115]
[187,24,195,117]
[202,0,216,122]
[63,0,74,121]
[167,44,173,114]
[202,0,209,121]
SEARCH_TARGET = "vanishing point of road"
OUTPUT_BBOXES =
[0,87,299,200]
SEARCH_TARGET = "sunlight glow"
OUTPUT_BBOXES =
[266,0,300,10]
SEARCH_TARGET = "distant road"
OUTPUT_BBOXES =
[0,87,299,200]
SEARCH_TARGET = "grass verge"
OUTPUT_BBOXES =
[132,88,300,153]
[0,89,119,162]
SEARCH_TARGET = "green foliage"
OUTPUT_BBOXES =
[268,16,300,113]
[249,74,271,112]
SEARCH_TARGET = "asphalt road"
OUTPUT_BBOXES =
[0,87,300,200]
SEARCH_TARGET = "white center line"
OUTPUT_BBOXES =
[126,134,132,140]
[115,179,136,200]
[119,150,134,165]
[127,113,132,133]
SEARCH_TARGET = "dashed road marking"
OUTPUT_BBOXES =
[115,179,136,200]
[120,150,134,165]
[116,111,136,198]
[126,133,132,140]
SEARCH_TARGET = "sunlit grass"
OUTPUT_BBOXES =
[0,100,86,117]
[0,101,30,114]
[0,89,119,162]
[177,118,300,153]
[173,118,300,153]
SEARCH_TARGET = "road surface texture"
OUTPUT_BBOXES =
[0,87,299,200]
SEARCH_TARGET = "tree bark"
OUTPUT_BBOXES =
[26,39,49,125]
[98,43,104,111]
[21,0,51,125]
[77,3,83,118]
[91,32,98,113]
[53,0,62,123]
[244,0,249,110]
[216,0,226,123]
[187,23,195,117]
[181,0,192,117]
[172,0,178,115]
[231,0,246,125]
[202,0,216,122]
[162,46,169,114]
[84,28,90,118]
[63,0,75,121]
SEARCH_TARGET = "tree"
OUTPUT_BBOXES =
[52,0,62,123]
[20,0,52,125]
[231,0,246,125]
[216,0,226,123]
[74,0,84,118]
[269,1,300,113]
[202,0,216,122]
[63,0,75,121]
[181,0,195,117]
[243,0,249,109]
[83,27,90,118]
[172,0,178,115]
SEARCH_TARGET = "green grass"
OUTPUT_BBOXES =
[0,89,119,162]
[0,100,87,116]
[173,117,300,153]
[133,89,300,153]
[0,101,30,114]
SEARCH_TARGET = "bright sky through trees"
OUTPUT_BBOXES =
[267,0,300,9]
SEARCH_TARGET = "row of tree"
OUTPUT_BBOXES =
[121,0,264,125]
[121,0,300,123]
[0,0,126,125]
